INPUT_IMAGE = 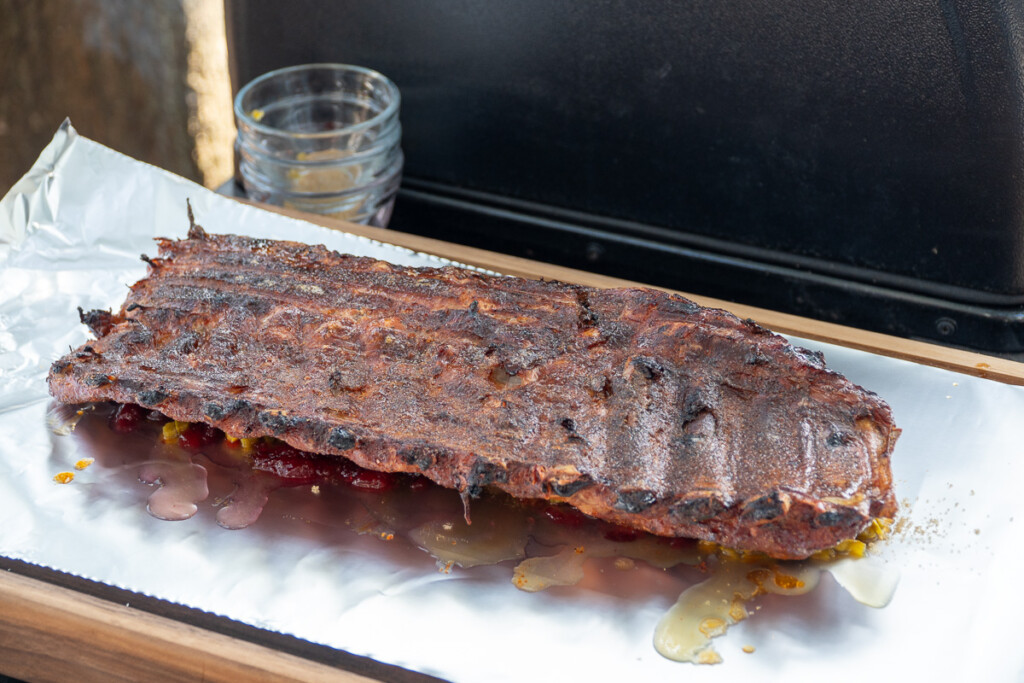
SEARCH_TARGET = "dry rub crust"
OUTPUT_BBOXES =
[48,222,898,559]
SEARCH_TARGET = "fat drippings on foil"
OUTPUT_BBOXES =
[64,402,899,665]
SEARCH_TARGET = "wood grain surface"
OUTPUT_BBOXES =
[0,570,372,683]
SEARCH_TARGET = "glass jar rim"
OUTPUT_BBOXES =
[233,63,401,141]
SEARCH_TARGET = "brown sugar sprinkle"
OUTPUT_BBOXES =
[74,458,95,470]
[742,645,756,654]
[53,472,74,484]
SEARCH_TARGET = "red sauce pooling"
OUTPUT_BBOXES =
[543,505,644,542]
[178,423,224,450]
[602,524,644,543]
[658,536,697,550]
[348,468,399,492]
[542,504,589,528]
[248,441,399,491]
[109,403,146,432]
[250,441,339,485]
[328,457,396,491]
[103,403,409,493]
[406,474,434,492]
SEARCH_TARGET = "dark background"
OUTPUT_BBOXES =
[227,1,1024,353]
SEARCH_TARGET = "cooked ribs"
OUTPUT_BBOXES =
[48,222,898,559]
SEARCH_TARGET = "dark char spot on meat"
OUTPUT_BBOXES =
[401,444,438,469]
[788,346,826,368]
[813,507,863,528]
[559,417,588,443]
[174,332,200,355]
[227,398,252,410]
[745,348,772,365]
[669,494,727,522]
[74,345,97,359]
[137,388,169,405]
[79,308,116,336]
[742,318,772,335]
[258,410,302,434]
[203,402,225,420]
[575,289,598,327]
[328,426,356,450]
[632,357,665,381]
[614,489,658,513]
[465,459,508,497]
[122,327,154,346]
[543,475,594,497]
[740,492,784,522]
[662,296,699,315]
[680,390,714,427]
[826,430,855,447]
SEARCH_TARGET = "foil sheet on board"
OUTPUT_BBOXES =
[2,121,1023,681]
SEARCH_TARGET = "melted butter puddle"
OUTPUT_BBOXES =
[409,509,531,569]
[513,535,701,592]
[654,561,818,664]
[513,546,588,591]
[653,556,899,664]
[825,556,900,608]
[46,402,93,436]
[411,503,703,582]
[409,504,900,666]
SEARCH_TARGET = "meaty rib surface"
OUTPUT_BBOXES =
[48,224,898,559]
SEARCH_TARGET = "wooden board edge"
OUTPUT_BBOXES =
[234,200,1024,386]
[0,569,371,683]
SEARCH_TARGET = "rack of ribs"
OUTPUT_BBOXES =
[48,220,898,559]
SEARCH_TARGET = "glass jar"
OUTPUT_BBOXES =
[234,63,403,227]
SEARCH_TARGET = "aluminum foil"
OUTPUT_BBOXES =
[2,121,1024,681]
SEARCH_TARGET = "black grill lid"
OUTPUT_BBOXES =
[226,0,1024,354]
